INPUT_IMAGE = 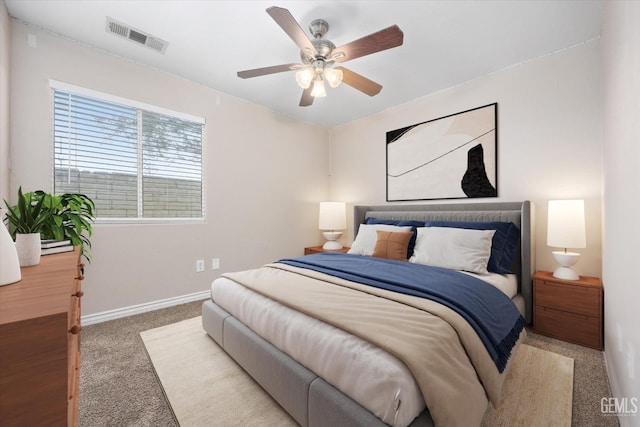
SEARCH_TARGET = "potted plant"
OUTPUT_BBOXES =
[3,187,51,266]
[3,188,95,264]
[38,191,95,261]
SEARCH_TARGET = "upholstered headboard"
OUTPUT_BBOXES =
[353,201,535,323]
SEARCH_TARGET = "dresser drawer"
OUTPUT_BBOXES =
[68,296,80,329]
[67,335,79,397]
[535,305,601,349]
[534,279,600,317]
[68,349,80,427]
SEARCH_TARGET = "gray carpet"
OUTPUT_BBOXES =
[79,300,619,427]
[80,301,203,427]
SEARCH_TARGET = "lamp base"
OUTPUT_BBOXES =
[552,266,580,281]
[551,251,581,280]
[322,231,343,250]
[322,241,344,250]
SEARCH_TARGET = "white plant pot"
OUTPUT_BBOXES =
[15,233,41,267]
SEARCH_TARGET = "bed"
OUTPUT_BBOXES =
[202,201,535,427]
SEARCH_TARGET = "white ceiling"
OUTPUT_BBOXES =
[5,0,604,128]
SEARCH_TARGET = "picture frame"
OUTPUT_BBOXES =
[386,103,498,201]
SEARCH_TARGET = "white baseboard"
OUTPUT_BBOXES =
[81,290,210,326]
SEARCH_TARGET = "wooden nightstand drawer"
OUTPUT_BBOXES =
[533,270,603,350]
[534,280,600,317]
[304,246,350,255]
[535,305,601,349]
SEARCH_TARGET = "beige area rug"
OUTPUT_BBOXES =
[141,317,574,427]
[481,344,574,427]
[140,317,296,427]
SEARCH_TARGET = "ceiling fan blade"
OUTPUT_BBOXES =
[266,6,317,56]
[336,66,382,97]
[299,87,314,107]
[237,63,300,79]
[333,25,404,63]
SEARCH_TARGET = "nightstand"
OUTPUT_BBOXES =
[533,270,603,350]
[304,246,350,255]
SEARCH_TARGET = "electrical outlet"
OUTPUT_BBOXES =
[196,259,205,272]
[211,258,220,270]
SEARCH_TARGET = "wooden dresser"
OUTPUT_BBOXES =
[0,248,83,426]
[533,270,603,350]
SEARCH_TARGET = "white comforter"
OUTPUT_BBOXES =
[212,269,519,426]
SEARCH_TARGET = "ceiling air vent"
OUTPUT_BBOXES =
[105,17,168,54]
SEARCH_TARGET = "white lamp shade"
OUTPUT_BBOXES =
[319,202,346,231]
[1,219,22,286]
[547,199,586,249]
[324,68,343,88]
[295,68,314,89]
[310,77,327,98]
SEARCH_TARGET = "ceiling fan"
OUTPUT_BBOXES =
[237,6,404,107]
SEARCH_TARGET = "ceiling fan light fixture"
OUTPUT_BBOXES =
[324,67,343,88]
[311,76,327,98]
[237,7,404,107]
[295,68,314,89]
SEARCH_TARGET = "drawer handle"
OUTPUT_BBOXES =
[69,325,82,335]
[73,290,84,298]
[76,275,84,281]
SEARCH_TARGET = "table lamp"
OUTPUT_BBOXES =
[547,199,586,280]
[318,202,346,250]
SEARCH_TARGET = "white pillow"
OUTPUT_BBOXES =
[409,226,496,274]
[348,224,413,256]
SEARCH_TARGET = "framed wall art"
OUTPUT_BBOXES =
[386,103,498,201]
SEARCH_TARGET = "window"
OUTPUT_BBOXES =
[51,81,205,221]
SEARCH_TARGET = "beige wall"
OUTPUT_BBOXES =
[0,1,9,201]
[330,40,603,279]
[602,2,640,423]
[9,21,329,315]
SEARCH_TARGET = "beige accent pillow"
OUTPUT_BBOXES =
[348,224,412,256]
[372,230,414,261]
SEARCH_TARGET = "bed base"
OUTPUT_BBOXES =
[202,299,435,427]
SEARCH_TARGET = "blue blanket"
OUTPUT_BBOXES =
[278,252,524,373]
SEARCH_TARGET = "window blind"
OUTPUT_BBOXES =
[53,88,204,220]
